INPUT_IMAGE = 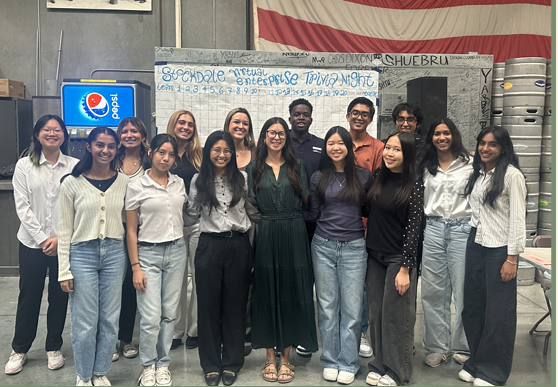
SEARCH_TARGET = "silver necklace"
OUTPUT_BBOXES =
[334,175,346,187]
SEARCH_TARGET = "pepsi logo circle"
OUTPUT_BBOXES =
[82,93,109,119]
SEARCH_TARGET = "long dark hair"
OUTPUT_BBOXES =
[29,115,70,166]
[368,132,416,208]
[223,107,256,149]
[149,134,178,170]
[70,127,119,177]
[316,126,363,203]
[418,117,469,180]
[464,126,521,208]
[253,117,303,195]
[115,117,150,170]
[194,131,245,212]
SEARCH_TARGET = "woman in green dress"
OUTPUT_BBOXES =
[247,117,318,384]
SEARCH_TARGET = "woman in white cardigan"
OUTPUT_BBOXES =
[58,127,129,387]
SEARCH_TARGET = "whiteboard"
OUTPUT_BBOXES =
[155,63,379,143]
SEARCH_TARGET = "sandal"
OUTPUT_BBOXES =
[261,359,278,382]
[277,360,294,384]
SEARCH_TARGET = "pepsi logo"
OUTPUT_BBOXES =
[534,80,546,88]
[82,93,109,119]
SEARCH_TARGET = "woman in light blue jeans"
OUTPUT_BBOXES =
[58,127,129,386]
[308,126,373,385]
[418,118,473,368]
[125,134,187,387]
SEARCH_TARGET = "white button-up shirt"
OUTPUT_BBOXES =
[13,152,78,249]
[423,158,473,219]
[125,170,186,243]
[469,165,526,255]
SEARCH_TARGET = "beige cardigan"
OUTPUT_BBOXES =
[57,173,129,281]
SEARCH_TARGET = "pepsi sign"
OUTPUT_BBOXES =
[62,83,135,128]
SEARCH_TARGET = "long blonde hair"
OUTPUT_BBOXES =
[223,107,256,149]
[166,110,202,169]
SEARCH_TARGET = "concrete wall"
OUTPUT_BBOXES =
[0,0,248,123]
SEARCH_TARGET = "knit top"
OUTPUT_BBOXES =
[57,172,129,281]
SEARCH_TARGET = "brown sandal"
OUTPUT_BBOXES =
[277,360,294,384]
[261,359,278,382]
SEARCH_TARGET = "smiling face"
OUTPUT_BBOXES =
[173,113,195,142]
[120,122,143,150]
[432,123,453,154]
[478,132,502,171]
[326,132,348,168]
[346,103,373,134]
[36,118,65,152]
[265,123,287,153]
[395,110,418,134]
[289,104,313,133]
[210,139,232,175]
[383,135,404,173]
[227,112,250,143]
[87,133,117,167]
[149,141,175,173]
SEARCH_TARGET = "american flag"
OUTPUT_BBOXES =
[253,0,551,62]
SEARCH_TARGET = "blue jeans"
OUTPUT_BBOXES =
[311,234,367,374]
[137,238,187,367]
[421,217,470,354]
[69,238,126,380]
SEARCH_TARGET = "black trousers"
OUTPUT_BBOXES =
[118,257,137,343]
[12,243,68,353]
[195,232,253,374]
[462,228,516,386]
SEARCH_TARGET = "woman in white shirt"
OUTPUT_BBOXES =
[417,118,473,368]
[58,127,129,386]
[112,117,150,361]
[460,126,526,387]
[126,134,187,387]
[5,115,78,376]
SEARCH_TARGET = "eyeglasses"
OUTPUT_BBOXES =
[396,117,417,124]
[267,130,286,139]
[40,128,63,134]
[211,147,232,156]
[349,110,371,119]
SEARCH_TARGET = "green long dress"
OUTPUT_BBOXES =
[247,160,318,353]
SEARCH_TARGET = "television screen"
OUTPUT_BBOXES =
[61,83,135,128]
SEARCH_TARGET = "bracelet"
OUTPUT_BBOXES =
[131,262,140,267]
[505,259,517,265]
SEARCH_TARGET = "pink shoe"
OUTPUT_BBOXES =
[47,350,65,370]
[5,351,27,375]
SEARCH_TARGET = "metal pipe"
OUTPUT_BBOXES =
[212,0,216,49]
[159,0,163,47]
[37,0,41,95]
[36,29,39,95]
[175,0,181,48]
[56,31,63,81]
[89,69,155,78]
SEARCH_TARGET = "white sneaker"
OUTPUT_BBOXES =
[5,351,27,375]
[155,366,172,386]
[366,371,382,386]
[76,376,93,386]
[458,369,475,382]
[425,352,451,368]
[121,341,138,359]
[453,353,470,365]
[378,374,397,386]
[323,368,338,381]
[112,344,119,362]
[47,350,65,370]
[92,375,111,386]
[473,378,494,386]
[138,364,156,386]
[359,332,373,358]
[337,371,355,385]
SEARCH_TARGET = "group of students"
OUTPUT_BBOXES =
[5,96,526,387]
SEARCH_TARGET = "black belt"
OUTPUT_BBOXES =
[137,239,178,247]
[204,231,245,238]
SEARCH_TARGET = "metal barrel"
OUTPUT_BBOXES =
[540,115,552,173]
[492,63,505,120]
[538,179,552,229]
[503,57,546,109]
[502,116,542,175]
[545,59,552,115]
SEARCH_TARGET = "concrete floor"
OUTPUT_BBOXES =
[0,276,552,386]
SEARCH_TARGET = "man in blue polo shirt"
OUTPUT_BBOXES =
[289,98,323,358]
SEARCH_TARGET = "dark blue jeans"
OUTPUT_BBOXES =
[366,249,417,386]
[462,228,517,386]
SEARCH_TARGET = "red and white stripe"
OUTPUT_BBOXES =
[253,0,551,62]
